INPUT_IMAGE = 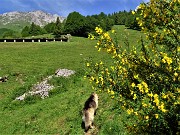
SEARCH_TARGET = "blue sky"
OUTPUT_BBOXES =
[0,0,149,17]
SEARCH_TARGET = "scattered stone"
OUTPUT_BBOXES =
[15,68,75,101]
[16,77,54,100]
[16,93,27,100]
[31,79,54,98]
[55,69,75,77]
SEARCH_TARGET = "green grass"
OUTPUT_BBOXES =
[112,25,145,50]
[0,25,143,134]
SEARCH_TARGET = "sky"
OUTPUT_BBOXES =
[0,0,149,17]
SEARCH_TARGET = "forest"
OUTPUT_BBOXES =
[1,10,140,38]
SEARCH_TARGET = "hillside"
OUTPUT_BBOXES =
[0,10,65,32]
[0,25,143,134]
[0,28,14,35]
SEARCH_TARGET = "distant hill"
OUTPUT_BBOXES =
[0,10,65,32]
[0,28,12,35]
[0,28,15,38]
[0,28,21,38]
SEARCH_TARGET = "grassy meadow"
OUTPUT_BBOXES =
[0,25,144,134]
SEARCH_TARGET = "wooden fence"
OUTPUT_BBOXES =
[0,38,69,42]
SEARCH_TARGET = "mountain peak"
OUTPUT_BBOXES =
[0,10,65,31]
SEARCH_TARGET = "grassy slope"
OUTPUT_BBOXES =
[0,28,13,35]
[0,28,17,38]
[0,25,143,134]
[0,20,30,32]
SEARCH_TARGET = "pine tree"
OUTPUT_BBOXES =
[21,26,30,37]
[53,17,63,38]
[44,22,56,33]
[28,22,46,36]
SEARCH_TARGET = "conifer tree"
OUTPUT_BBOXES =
[53,17,63,38]
[21,26,30,37]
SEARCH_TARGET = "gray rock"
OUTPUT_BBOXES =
[55,69,75,77]
[15,68,75,101]
[15,93,26,100]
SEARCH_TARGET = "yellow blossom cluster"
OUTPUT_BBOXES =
[158,102,167,113]
[108,89,115,98]
[95,27,103,35]
[135,0,180,50]
[88,33,95,40]
[153,94,159,106]
[154,114,159,119]
[160,52,173,65]
[127,108,134,115]
[137,81,149,94]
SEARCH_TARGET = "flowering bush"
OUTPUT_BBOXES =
[86,0,179,134]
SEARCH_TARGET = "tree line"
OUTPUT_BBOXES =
[2,10,140,38]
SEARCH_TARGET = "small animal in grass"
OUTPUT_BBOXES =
[82,92,98,133]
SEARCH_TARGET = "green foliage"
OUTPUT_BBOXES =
[2,10,140,39]
[0,28,21,38]
[44,22,56,33]
[42,10,141,38]
[125,14,139,30]
[21,22,47,37]
[44,17,65,38]
[25,34,55,39]
[2,31,13,38]
[86,0,180,134]
[101,17,114,31]
[29,22,47,36]
[21,26,30,37]
[125,15,134,28]
[64,12,88,37]
[111,10,140,30]
[63,11,115,37]
[85,16,99,35]
[0,28,13,36]
[53,17,64,38]
[112,11,128,25]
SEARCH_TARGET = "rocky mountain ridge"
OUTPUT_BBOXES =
[0,10,65,31]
